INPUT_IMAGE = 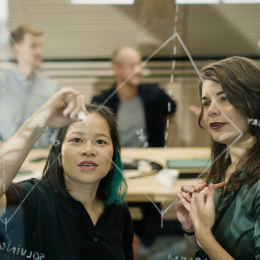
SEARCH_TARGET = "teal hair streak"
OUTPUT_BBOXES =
[105,148,128,206]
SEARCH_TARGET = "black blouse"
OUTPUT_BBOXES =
[0,179,134,260]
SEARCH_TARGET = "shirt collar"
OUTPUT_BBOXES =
[14,66,27,81]
[13,66,39,82]
[55,190,72,204]
[55,189,112,215]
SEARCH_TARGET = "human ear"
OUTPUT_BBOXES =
[113,64,120,77]
[58,153,63,167]
[12,44,20,55]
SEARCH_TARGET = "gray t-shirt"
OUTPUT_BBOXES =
[0,67,58,148]
[117,96,148,147]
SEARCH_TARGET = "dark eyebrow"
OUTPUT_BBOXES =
[69,131,110,140]
[69,131,85,136]
[201,91,226,101]
[216,91,225,96]
[95,133,110,139]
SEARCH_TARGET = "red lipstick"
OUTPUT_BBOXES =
[210,122,227,130]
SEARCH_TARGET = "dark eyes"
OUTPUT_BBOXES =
[71,138,107,145]
[221,97,228,101]
[96,140,107,145]
[202,102,210,107]
[202,96,228,107]
[71,138,83,143]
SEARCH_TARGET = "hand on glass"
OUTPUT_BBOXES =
[31,87,86,129]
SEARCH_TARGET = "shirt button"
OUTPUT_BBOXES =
[94,238,98,242]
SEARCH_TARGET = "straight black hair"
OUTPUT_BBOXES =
[42,103,127,205]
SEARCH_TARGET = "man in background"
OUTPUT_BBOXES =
[92,46,177,255]
[92,46,176,148]
[0,25,58,148]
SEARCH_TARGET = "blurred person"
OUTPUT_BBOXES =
[175,56,260,260]
[92,46,176,148]
[0,88,133,260]
[0,25,58,148]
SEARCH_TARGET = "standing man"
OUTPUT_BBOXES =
[92,46,177,255]
[92,46,176,148]
[0,25,58,148]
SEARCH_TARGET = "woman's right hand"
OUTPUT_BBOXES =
[174,181,226,231]
[31,87,86,129]
[0,88,87,200]
[174,182,207,231]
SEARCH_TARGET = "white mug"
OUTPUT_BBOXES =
[156,169,180,187]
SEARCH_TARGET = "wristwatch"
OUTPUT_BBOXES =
[182,229,195,236]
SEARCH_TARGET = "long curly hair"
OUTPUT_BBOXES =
[198,56,260,191]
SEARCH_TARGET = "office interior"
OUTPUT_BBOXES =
[1,0,260,259]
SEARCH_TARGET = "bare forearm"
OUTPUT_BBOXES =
[184,234,201,258]
[198,230,234,260]
[0,194,6,217]
[182,226,201,258]
[0,117,43,197]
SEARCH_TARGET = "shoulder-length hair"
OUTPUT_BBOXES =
[198,56,260,191]
[42,103,127,206]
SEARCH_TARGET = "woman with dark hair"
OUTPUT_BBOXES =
[0,88,133,260]
[175,56,260,260]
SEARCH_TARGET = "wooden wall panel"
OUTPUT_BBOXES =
[0,59,213,148]
[2,0,260,148]
[4,0,260,59]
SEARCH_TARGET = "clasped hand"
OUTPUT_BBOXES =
[175,181,226,236]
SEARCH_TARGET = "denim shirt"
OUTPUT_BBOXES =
[0,67,58,148]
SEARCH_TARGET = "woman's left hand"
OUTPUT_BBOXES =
[190,183,216,237]
[177,183,216,240]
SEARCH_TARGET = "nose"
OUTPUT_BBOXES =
[37,46,43,55]
[134,64,142,74]
[207,99,221,118]
[80,140,97,157]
